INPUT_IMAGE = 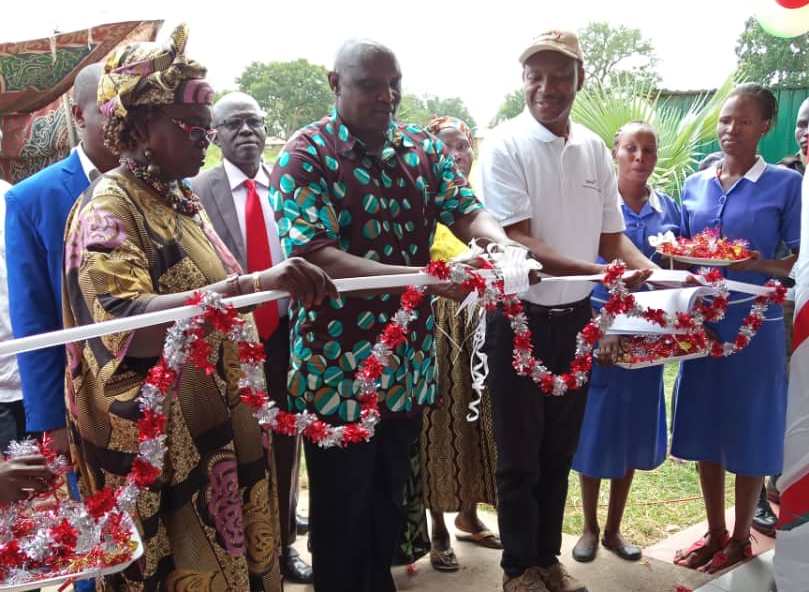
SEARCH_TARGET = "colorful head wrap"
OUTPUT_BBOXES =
[426,116,474,146]
[98,24,213,119]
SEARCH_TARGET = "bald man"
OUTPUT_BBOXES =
[193,92,314,584]
[270,39,515,592]
[5,63,118,452]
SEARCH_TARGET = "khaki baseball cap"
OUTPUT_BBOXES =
[519,30,583,64]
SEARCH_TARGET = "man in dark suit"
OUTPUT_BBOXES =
[193,91,313,584]
[4,62,117,592]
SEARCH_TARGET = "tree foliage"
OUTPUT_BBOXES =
[398,94,477,130]
[735,17,809,88]
[236,59,333,139]
[578,21,660,89]
[491,89,524,127]
[571,76,737,196]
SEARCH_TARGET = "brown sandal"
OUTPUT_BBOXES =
[430,547,459,572]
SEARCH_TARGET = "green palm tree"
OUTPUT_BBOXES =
[571,75,737,197]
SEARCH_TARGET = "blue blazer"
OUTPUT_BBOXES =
[4,151,90,432]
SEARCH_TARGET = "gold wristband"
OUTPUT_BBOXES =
[252,271,263,294]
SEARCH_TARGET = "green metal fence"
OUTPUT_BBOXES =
[661,87,808,165]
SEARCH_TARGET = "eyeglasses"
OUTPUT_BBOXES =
[216,116,267,132]
[170,118,218,143]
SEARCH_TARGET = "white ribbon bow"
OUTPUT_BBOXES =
[648,231,677,248]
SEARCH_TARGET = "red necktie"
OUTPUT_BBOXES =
[244,178,279,340]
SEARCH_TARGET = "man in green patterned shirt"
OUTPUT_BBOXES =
[270,39,515,592]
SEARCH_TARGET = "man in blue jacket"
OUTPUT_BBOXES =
[5,63,117,456]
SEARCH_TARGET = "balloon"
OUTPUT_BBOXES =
[754,0,809,37]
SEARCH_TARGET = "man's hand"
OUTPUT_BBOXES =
[728,250,761,273]
[594,334,624,366]
[0,455,54,504]
[428,282,472,302]
[623,269,654,291]
[47,427,69,456]
[261,257,339,308]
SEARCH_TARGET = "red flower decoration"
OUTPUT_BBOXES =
[401,287,425,311]
[275,411,298,436]
[343,424,369,444]
[137,409,166,441]
[85,487,117,519]
[540,373,556,394]
[425,260,451,280]
[580,323,601,346]
[358,356,384,381]
[131,458,161,487]
[239,387,267,409]
[381,323,408,348]
[513,332,533,351]
[643,308,667,327]
[145,360,177,393]
[238,342,266,364]
[303,420,329,443]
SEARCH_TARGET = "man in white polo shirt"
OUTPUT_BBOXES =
[479,31,655,592]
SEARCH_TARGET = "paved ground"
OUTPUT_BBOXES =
[286,509,713,592]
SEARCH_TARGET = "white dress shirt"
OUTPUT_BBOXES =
[75,143,99,182]
[0,179,22,403]
[222,158,288,316]
[480,109,625,306]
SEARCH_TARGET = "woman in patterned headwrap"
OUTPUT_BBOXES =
[62,25,335,591]
[395,116,501,572]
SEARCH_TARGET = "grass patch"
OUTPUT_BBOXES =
[562,362,735,547]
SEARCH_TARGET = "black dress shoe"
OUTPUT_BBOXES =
[752,486,777,538]
[572,533,598,562]
[602,536,642,561]
[282,547,313,584]
[296,513,309,535]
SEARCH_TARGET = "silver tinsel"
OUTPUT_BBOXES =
[319,426,344,449]
[138,384,164,411]
[254,404,279,427]
[4,569,34,585]
[138,436,167,469]
[372,343,392,363]
[21,529,51,562]
[295,411,316,432]
[5,438,40,458]
[117,484,140,514]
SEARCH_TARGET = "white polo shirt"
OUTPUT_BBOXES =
[480,109,625,306]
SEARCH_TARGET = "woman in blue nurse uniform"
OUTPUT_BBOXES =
[672,83,802,573]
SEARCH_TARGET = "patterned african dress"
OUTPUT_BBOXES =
[62,170,282,592]
[395,226,498,563]
[269,111,482,424]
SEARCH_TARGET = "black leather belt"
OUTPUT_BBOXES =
[522,297,591,319]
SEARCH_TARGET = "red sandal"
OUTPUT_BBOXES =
[674,529,730,569]
[699,537,753,574]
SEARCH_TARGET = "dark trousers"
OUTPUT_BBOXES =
[305,416,422,592]
[263,316,302,549]
[485,300,591,577]
[0,399,26,451]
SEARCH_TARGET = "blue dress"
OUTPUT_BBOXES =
[573,191,681,479]
[671,160,802,476]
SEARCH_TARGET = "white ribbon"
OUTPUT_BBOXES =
[466,305,489,422]
[486,243,543,295]
[0,269,782,358]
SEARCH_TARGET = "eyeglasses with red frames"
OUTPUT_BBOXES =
[170,118,218,143]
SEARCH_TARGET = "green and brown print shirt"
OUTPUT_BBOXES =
[269,111,482,423]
